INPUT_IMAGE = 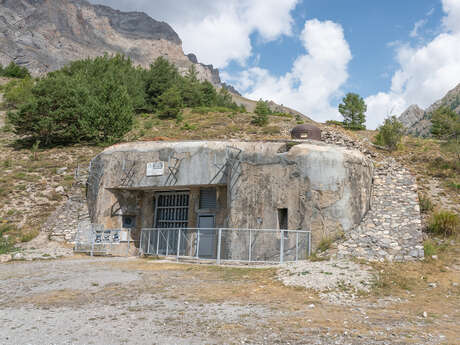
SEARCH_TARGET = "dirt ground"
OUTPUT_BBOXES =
[0,256,459,345]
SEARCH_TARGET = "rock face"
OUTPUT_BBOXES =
[0,0,220,84]
[398,83,460,136]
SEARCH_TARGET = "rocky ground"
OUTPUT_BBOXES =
[1,256,459,345]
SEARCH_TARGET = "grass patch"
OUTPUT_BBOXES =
[418,193,434,213]
[427,210,459,237]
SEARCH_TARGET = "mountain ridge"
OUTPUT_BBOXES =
[0,0,220,84]
[399,83,460,136]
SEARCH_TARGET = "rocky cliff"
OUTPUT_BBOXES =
[0,0,220,84]
[399,83,460,136]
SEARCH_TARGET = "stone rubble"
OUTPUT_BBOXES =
[278,259,374,304]
[43,164,90,243]
[337,158,424,262]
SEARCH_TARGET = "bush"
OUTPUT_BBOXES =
[252,99,271,126]
[3,77,34,108]
[157,86,182,118]
[0,62,31,79]
[326,120,344,127]
[427,210,459,237]
[8,58,135,145]
[374,116,405,151]
[418,193,434,213]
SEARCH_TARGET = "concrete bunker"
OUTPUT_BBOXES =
[86,141,374,261]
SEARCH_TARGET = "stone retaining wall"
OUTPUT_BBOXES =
[338,158,424,262]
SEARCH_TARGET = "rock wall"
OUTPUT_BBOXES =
[43,165,90,242]
[0,0,220,85]
[338,158,424,261]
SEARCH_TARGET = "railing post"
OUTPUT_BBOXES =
[295,231,299,262]
[166,229,170,256]
[217,228,222,265]
[280,230,284,264]
[176,228,181,261]
[90,226,95,257]
[146,230,150,255]
[127,229,130,256]
[156,229,160,255]
[248,229,252,263]
[196,228,200,259]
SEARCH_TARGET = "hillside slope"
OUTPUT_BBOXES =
[399,83,460,136]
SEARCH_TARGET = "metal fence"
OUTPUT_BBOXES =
[74,223,132,256]
[139,228,311,264]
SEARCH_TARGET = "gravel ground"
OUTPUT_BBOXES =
[278,259,374,305]
[0,257,457,345]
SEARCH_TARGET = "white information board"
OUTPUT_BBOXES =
[146,161,164,176]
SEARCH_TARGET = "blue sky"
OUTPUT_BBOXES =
[91,0,460,128]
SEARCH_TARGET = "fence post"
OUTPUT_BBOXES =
[196,228,200,259]
[156,229,160,255]
[295,232,299,261]
[248,229,252,263]
[166,230,170,256]
[176,228,181,261]
[217,228,222,265]
[280,230,284,264]
[308,231,312,257]
[127,229,130,256]
[146,230,150,255]
[90,226,95,257]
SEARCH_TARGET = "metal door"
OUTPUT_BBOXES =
[198,215,215,258]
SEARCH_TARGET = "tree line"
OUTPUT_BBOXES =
[6,55,241,146]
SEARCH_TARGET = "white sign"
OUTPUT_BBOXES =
[146,161,164,176]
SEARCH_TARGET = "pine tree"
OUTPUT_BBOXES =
[338,93,367,130]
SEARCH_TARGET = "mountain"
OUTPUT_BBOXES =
[399,83,460,136]
[0,0,220,84]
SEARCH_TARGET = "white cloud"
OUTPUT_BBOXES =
[410,19,427,38]
[225,19,352,123]
[89,0,299,68]
[365,0,460,129]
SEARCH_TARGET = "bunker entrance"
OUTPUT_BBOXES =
[154,191,189,255]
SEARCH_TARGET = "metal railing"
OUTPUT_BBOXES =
[140,228,311,264]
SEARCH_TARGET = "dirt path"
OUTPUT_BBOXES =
[0,257,459,345]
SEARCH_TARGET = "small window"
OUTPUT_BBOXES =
[122,215,136,228]
[199,188,217,209]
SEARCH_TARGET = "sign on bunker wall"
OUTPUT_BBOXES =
[146,162,164,176]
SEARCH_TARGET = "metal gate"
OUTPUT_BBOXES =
[154,191,189,255]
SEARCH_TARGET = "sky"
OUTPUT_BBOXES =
[89,0,460,129]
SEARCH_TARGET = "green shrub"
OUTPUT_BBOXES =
[252,99,271,126]
[374,116,405,151]
[418,193,434,213]
[0,237,15,254]
[143,119,154,130]
[427,210,459,237]
[157,86,182,118]
[2,77,34,108]
[0,62,31,79]
[326,120,344,127]
[8,55,136,145]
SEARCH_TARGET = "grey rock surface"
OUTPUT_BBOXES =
[0,0,220,85]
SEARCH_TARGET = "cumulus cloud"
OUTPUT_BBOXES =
[365,0,460,129]
[224,19,352,122]
[89,0,299,68]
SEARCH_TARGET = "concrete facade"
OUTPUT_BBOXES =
[86,140,374,256]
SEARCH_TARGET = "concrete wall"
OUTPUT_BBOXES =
[87,141,373,252]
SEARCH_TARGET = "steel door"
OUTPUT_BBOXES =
[198,215,215,258]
